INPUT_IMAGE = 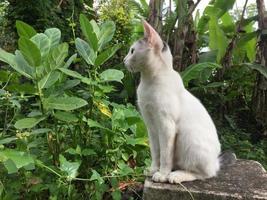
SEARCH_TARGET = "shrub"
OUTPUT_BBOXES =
[0,15,149,199]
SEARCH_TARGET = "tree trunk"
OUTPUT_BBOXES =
[147,0,164,34]
[172,0,198,72]
[253,0,267,136]
[147,0,198,72]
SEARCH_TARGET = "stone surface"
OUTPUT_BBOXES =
[143,159,267,200]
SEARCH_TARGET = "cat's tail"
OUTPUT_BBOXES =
[219,150,237,168]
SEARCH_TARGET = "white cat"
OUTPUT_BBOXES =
[123,20,221,184]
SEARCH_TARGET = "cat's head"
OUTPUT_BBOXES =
[123,20,172,73]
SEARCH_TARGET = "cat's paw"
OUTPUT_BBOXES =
[168,171,197,184]
[168,172,183,184]
[152,172,169,182]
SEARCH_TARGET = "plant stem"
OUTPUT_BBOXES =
[1,73,13,90]
[70,5,76,40]
[36,160,62,177]
[37,82,44,114]
[3,104,8,134]
[57,0,64,8]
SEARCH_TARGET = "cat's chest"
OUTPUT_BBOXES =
[137,82,181,123]
[137,81,176,109]
[137,85,163,120]
[137,82,160,102]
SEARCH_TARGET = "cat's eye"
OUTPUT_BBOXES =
[131,48,135,54]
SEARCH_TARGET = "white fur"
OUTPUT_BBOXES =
[124,21,221,183]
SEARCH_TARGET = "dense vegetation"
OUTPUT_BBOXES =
[0,0,266,199]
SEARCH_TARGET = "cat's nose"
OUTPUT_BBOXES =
[123,57,127,64]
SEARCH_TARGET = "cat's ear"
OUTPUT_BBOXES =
[143,20,163,50]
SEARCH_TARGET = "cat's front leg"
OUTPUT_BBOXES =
[152,119,175,183]
[145,128,160,177]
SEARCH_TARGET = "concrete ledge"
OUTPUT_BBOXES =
[143,159,267,200]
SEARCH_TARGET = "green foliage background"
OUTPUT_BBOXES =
[0,0,266,199]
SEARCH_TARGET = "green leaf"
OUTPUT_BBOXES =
[0,149,35,174]
[111,177,118,188]
[0,182,3,196]
[3,159,18,174]
[43,96,88,111]
[16,20,37,39]
[80,14,98,51]
[58,68,93,85]
[44,28,61,48]
[63,54,77,68]
[0,48,16,67]
[98,21,116,50]
[8,82,36,94]
[18,37,41,67]
[197,15,209,34]
[54,111,78,122]
[87,119,115,134]
[0,137,17,145]
[27,110,42,117]
[14,117,46,129]
[61,79,80,90]
[181,62,222,87]
[198,0,235,33]
[65,146,82,156]
[23,162,35,171]
[240,15,258,27]
[0,49,33,79]
[90,20,100,37]
[117,162,134,176]
[87,119,105,129]
[0,70,10,82]
[199,50,217,63]
[59,155,80,180]
[112,190,121,200]
[44,43,69,72]
[242,63,267,79]
[82,149,96,156]
[75,38,96,65]
[221,12,235,33]
[237,31,258,47]
[100,69,124,83]
[58,68,83,79]
[135,121,148,138]
[140,0,149,11]
[31,128,52,135]
[90,170,104,184]
[14,50,35,79]
[95,44,120,67]
[203,82,225,88]
[126,137,148,147]
[65,148,77,155]
[38,71,60,89]
[31,33,50,58]
[213,0,235,17]
[208,15,228,62]
[10,99,21,108]
[243,24,257,62]
[245,37,257,62]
